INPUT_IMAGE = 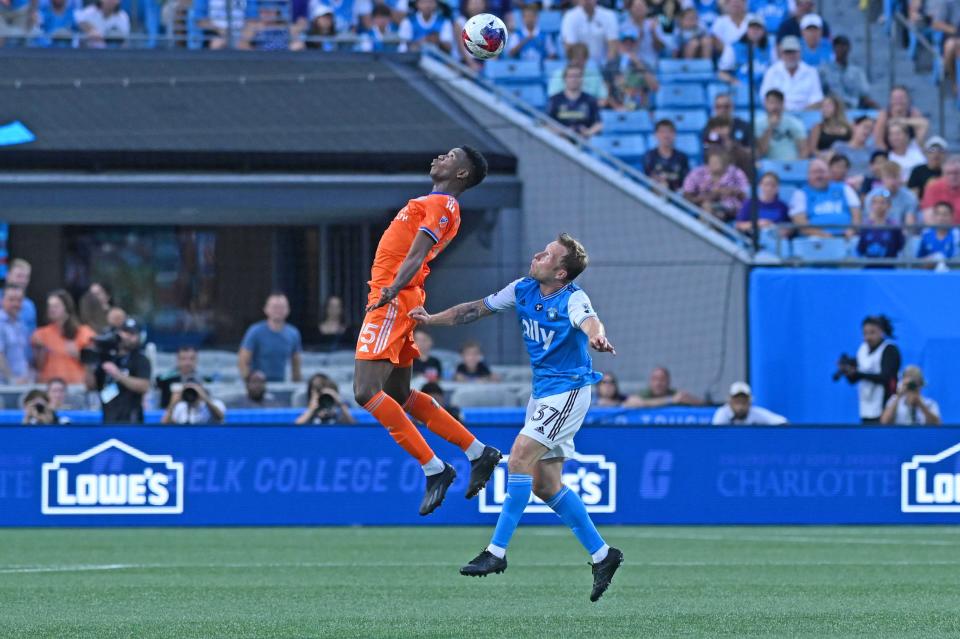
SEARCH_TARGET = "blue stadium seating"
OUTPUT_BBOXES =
[591,134,648,163]
[759,159,810,184]
[601,110,654,134]
[779,184,797,204]
[706,82,754,108]
[655,84,706,108]
[790,237,850,260]
[543,59,565,80]
[646,133,702,159]
[654,109,709,132]
[501,83,547,109]
[794,110,823,130]
[483,59,542,84]
[539,10,563,34]
[657,59,716,83]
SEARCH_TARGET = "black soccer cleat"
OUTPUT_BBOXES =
[465,446,503,499]
[589,547,624,602]
[459,549,508,577]
[419,463,456,516]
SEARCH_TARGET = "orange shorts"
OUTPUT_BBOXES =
[355,287,425,367]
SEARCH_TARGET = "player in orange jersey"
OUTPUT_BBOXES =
[353,146,503,516]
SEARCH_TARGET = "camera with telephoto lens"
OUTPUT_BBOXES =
[904,380,919,392]
[80,329,121,366]
[316,389,337,411]
[832,354,857,381]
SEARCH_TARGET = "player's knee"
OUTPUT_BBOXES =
[532,480,560,502]
[353,381,379,407]
[507,440,538,474]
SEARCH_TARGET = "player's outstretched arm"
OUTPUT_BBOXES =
[367,232,435,311]
[409,299,494,327]
[581,316,616,356]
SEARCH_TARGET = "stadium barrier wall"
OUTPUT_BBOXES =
[749,268,960,424]
[4,425,960,526]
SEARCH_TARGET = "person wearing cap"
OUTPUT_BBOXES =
[908,136,947,200]
[711,382,786,425]
[710,0,748,46]
[856,188,905,259]
[85,316,151,424]
[759,35,823,112]
[818,35,878,110]
[798,14,831,66]
[880,366,941,425]
[717,13,775,84]
[864,160,919,226]
[920,156,960,225]
[775,0,830,42]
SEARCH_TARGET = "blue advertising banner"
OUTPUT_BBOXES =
[3,425,960,526]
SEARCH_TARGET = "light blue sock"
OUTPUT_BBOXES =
[489,473,533,551]
[547,487,606,555]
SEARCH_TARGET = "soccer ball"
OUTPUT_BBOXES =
[461,13,508,60]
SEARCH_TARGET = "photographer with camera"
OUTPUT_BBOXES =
[161,380,226,425]
[295,373,354,425]
[881,365,941,425]
[83,317,151,424]
[156,345,212,409]
[21,389,67,425]
[834,314,901,424]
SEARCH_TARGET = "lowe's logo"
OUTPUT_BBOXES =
[41,439,184,515]
[479,454,616,514]
[901,442,960,513]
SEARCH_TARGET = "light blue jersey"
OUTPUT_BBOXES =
[484,277,602,399]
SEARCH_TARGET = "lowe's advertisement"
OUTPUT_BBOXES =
[3,425,960,526]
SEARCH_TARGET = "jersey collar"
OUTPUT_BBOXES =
[539,283,571,301]
[429,191,453,196]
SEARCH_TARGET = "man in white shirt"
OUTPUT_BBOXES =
[712,382,787,425]
[162,381,227,425]
[710,0,748,46]
[75,0,130,48]
[560,0,619,67]
[759,35,823,112]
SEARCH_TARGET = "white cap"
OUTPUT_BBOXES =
[729,381,752,397]
[800,14,823,30]
[309,0,332,20]
[925,135,949,151]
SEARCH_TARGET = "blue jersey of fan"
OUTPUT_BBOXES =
[484,277,602,399]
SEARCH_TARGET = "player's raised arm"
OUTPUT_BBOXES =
[409,299,494,326]
[580,316,616,356]
[366,232,435,312]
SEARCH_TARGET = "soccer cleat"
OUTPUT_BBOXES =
[419,463,456,516]
[459,549,507,577]
[589,547,624,602]
[465,446,503,499]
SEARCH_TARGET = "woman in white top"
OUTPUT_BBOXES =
[837,314,902,424]
[880,365,942,425]
[886,123,926,182]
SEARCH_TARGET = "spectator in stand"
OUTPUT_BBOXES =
[228,370,283,409]
[106,306,127,330]
[828,154,850,184]
[31,290,95,385]
[865,160,919,226]
[710,0,748,47]
[707,92,752,148]
[619,0,666,70]
[238,292,303,383]
[759,36,823,112]
[547,65,603,138]
[314,295,354,352]
[647,0,683,27]
[836,314,900,424]
[932,0,960,91]
[703,116,753,176]
[921,157,960,224]
[874,86,929,151]
[712,382,787,425]
[547,43,609,103]
[775,0,830,41]
[398,0,453,54]
[0,287,32,385]
[21,390,62,426]
[76,0,129,47]
[156,345,205,409]
[0,0,36,46]
[886,122,926,182]
[195,0,256,48]
[881,365,941,425]
[755,89,807,161]
[642,119,690,191]
[818,35,878,110]
[86,317,151,424]
[807,96,852,155]
[856,190,905,260]
[859,150,889,198]
[161,0,192,47]
[594,372,626,407]
[916,201,959,261]
[831,115,876,180]
[560,0,618,67]
[162,379,226,425]
[456,0,489,71]
[356,5,399,52]
[79,282,111,333]
[789,158,862,236]
[239,2,299,50]
[412,328,443,382]
[717,14,775,85]
[5,259,37,342]
[47,376,84,412]
[325,0,374,34]
[455,339,498,382]
[507,2,556,62]
[735,172,791,235]
[296,373,354,424]
[420,381,461,421]
[608,26,659,110]
[304,4,338,51]
[624,366,703,407]
[798,14,831,66]
[908,136,948,200]
[36,0,77,47]
[682,147,749,222]
[672,7,715,60]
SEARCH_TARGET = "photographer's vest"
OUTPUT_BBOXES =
[857,339,892,419]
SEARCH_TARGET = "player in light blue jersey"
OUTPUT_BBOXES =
[409,233,623,602]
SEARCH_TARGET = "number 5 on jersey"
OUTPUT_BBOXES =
[358,322,380,353]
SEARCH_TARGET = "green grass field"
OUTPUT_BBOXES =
[3,526,960,638]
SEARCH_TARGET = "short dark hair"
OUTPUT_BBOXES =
[420,381,444,396]
[854,115,874,125]
[935,200,955,212]
[829,153,850,167]
[764,89,785,102]
[557,232,588,281]
[654,119,676,132]
[869,150,889,163]
[459,145,488,190]
[47,377,67,388]
[460,339,482,353]
[177,345,198,354]
[22,389,48,407]
[863,314,894,337]
[372,4,391,17]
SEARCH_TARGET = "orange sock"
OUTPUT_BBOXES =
[404,390,476,452]
[365,392,435,464]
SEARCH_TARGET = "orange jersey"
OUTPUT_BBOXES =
[368,192,462,290]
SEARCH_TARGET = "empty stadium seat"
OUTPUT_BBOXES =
[759,159,810,184]
[779,184,797,204]
[592,134,647,162]
[542,58,565,80]
[483,59,541,84]
[793,110,823,130]
[653,109,708,132]
[451,386,521,408]
[790,237,850,261]
[655,84,706,108]
[706,82,754,108]
[538,10,562,34]
[657,59,715,83]
[501,83,547,109]
[601,110,654,134]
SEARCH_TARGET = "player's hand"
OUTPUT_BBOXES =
[366,286,398,312]
[408,306,433,324]
[589,334,616,355]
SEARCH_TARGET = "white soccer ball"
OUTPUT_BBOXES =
[461,13,508,60]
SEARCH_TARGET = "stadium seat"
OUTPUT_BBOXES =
[542,58,565,80]
[790,237,850,261]
[808,213,854,235]
[653,109,708,132]
[645,132,700,159]
[847,109,880,121]
[758,227,790,258]
[902,235,922,260]
[655,84,706,108]
[657,59,715,83]
[451,386,521,408]
[792,110,823,130]
[501,83,547,109]
[591,134,647,163]
[706,82,753,108]
[601,110,654,134]
[759,159,810,184]
[483,59,542,84]
[538,9,562,34]
[779,183,797,204]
